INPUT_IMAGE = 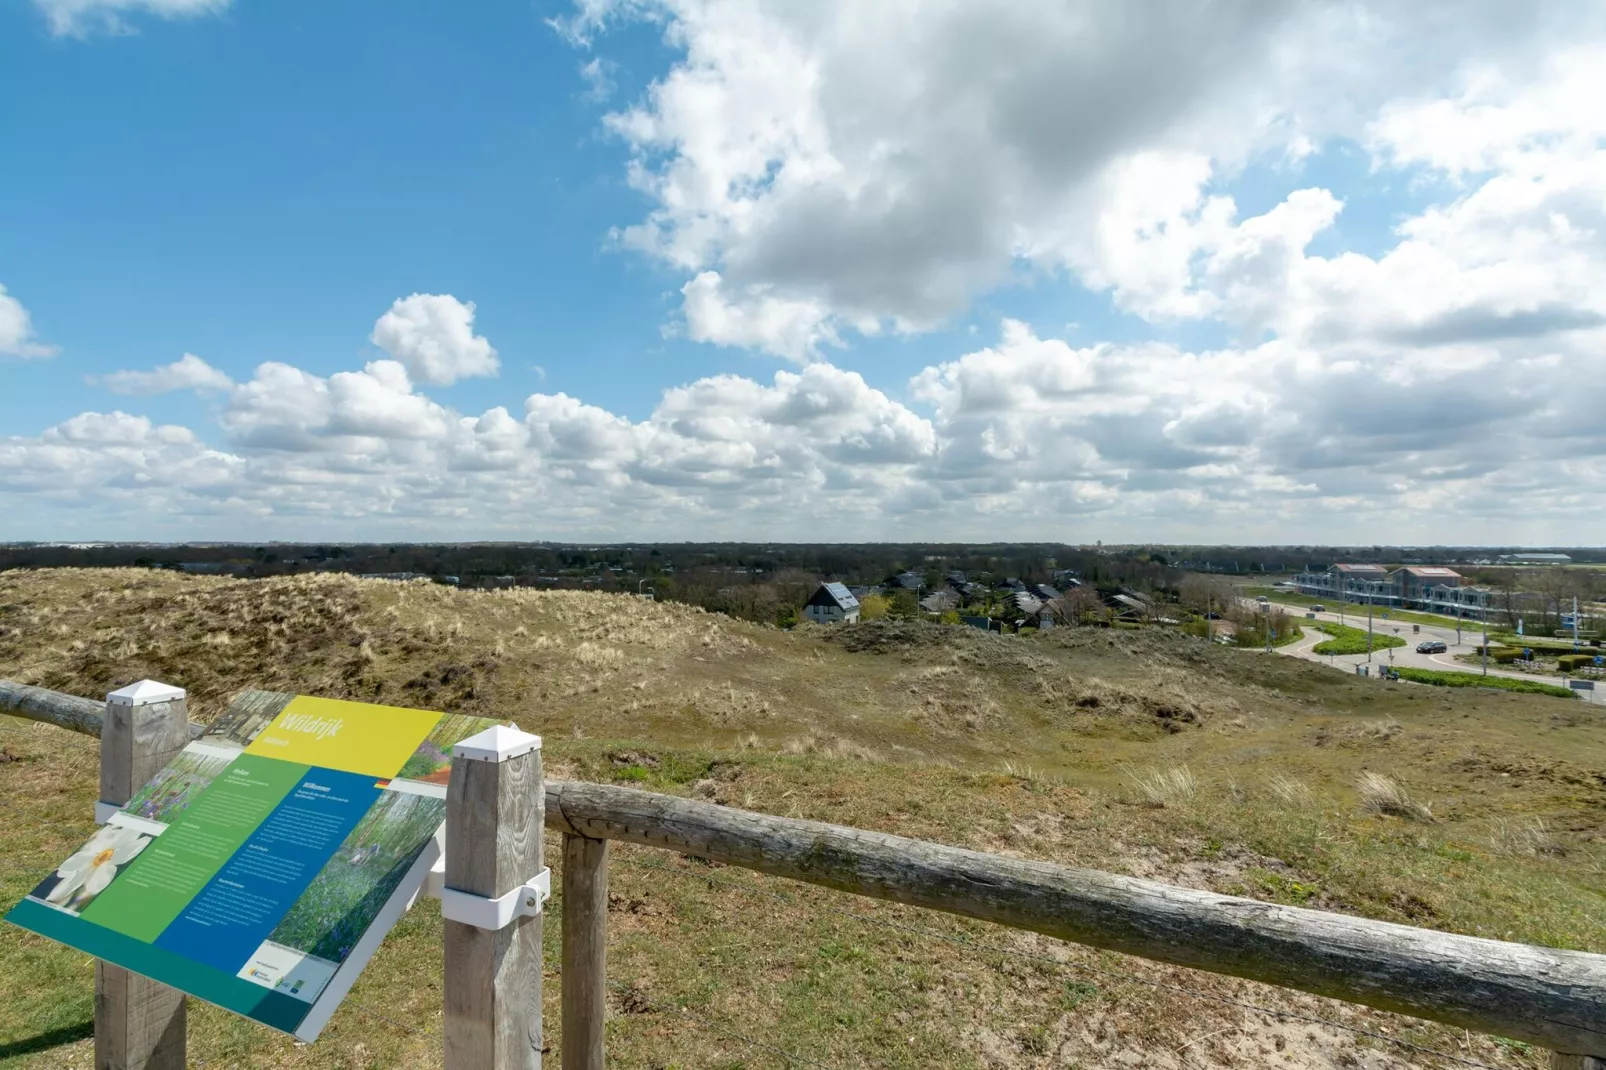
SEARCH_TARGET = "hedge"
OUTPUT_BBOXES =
[1390,667,1578,698]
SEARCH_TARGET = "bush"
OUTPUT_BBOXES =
[1311,622,1406,656]
[1558,654,1602,672]
[1493,651,1519,664]
[1391,667,1578,698]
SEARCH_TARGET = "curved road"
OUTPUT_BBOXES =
[1257,602,1599,700]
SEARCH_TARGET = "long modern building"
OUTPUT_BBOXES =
[1293,564,1495,619]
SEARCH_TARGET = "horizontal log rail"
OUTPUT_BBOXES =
[6,679,1606,1060]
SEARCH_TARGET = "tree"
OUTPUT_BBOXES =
[858,593,890,621]
[887,589,920,620]
[1178,574,1235,615]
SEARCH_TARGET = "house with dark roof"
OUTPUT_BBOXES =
[891,571,924,591]
[803,582,861,624]
[1004,590,1043,619]
[919,589,959,614]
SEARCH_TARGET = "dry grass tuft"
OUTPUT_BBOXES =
[1266,772,1315,807]
[1356,771,1433,821]
[1490,816,1565,857]
[1125,764,1197,806]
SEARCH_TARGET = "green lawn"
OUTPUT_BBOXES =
[1391,667,1580,699]
[1310,622,1407,657]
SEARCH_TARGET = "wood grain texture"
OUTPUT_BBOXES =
[445,745,545,1070]
[96,686,191,1070]
[561,834,609,1070]
[0,679,105,737]
[544,779,1606,1056]
[99,696,192,807]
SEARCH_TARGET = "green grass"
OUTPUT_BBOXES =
[1310,622,1408,657]
[1391,667,1580,699]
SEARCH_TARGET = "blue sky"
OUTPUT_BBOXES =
[2,0,1603,543]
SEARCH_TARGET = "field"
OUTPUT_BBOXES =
[2,569,1605,1069]
[1309,622,1408,657]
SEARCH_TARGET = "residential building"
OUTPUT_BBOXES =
[919,590,959,614]
[1293,563,1391,602]
[803,582,861,624]
[892,571,924,591]
[1004,590,1043,619]
[1394,566,1462,603]
[1294,563,1494,619]
[1498,553,1573,564]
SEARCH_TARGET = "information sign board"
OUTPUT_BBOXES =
[4,692,503,1041]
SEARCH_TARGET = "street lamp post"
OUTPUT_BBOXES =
[1482,612,1489,677]
[1367,602,1373,662]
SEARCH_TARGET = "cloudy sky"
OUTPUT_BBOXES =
[3,0,1604,544]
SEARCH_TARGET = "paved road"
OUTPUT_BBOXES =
[1254,602,1601,701]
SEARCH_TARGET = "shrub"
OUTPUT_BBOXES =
[1356,771,1432,821]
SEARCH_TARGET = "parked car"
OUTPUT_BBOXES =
[1310,604,1325,612]
[1416,640,1448,654]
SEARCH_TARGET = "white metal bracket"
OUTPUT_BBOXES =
[93,801,119,824]
[434,859,551,929]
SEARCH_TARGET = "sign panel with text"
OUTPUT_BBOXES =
[4,692,502,1041]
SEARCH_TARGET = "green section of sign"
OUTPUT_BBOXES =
[82,754,309,942]
[6,897,308,1033]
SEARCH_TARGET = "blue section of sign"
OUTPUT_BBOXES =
[153,766,381,976]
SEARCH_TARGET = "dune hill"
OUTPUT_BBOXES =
[2,569,1604,1069]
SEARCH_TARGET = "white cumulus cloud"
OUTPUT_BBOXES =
[370,293,500,386]
[0,284,58,359]
[578,0,1606,346]
[96,353,233,395]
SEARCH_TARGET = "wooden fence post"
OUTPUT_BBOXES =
[562,834,608,1070]
[444,725,545,1070]
[96,680,191,1070]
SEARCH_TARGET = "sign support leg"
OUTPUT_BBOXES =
[96,681,191,1070]
[444,726,545,1069]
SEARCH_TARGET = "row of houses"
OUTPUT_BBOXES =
[803,578,1150,629]
[1293,564,1496,619]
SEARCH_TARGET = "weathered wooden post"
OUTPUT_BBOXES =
[96,680,191,1070]
[442,725,547,1070]
[562,833,609,1070]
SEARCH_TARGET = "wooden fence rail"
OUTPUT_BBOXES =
[4,679,1605,1069]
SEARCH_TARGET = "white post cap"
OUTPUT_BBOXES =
[453,724,541,763]
[107,679,187,706]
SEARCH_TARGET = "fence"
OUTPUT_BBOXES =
[2,678,1604,1070]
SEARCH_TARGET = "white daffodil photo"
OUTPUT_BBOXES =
[42,824,152,912]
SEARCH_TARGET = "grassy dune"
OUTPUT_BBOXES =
[2,569,1605,1069]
